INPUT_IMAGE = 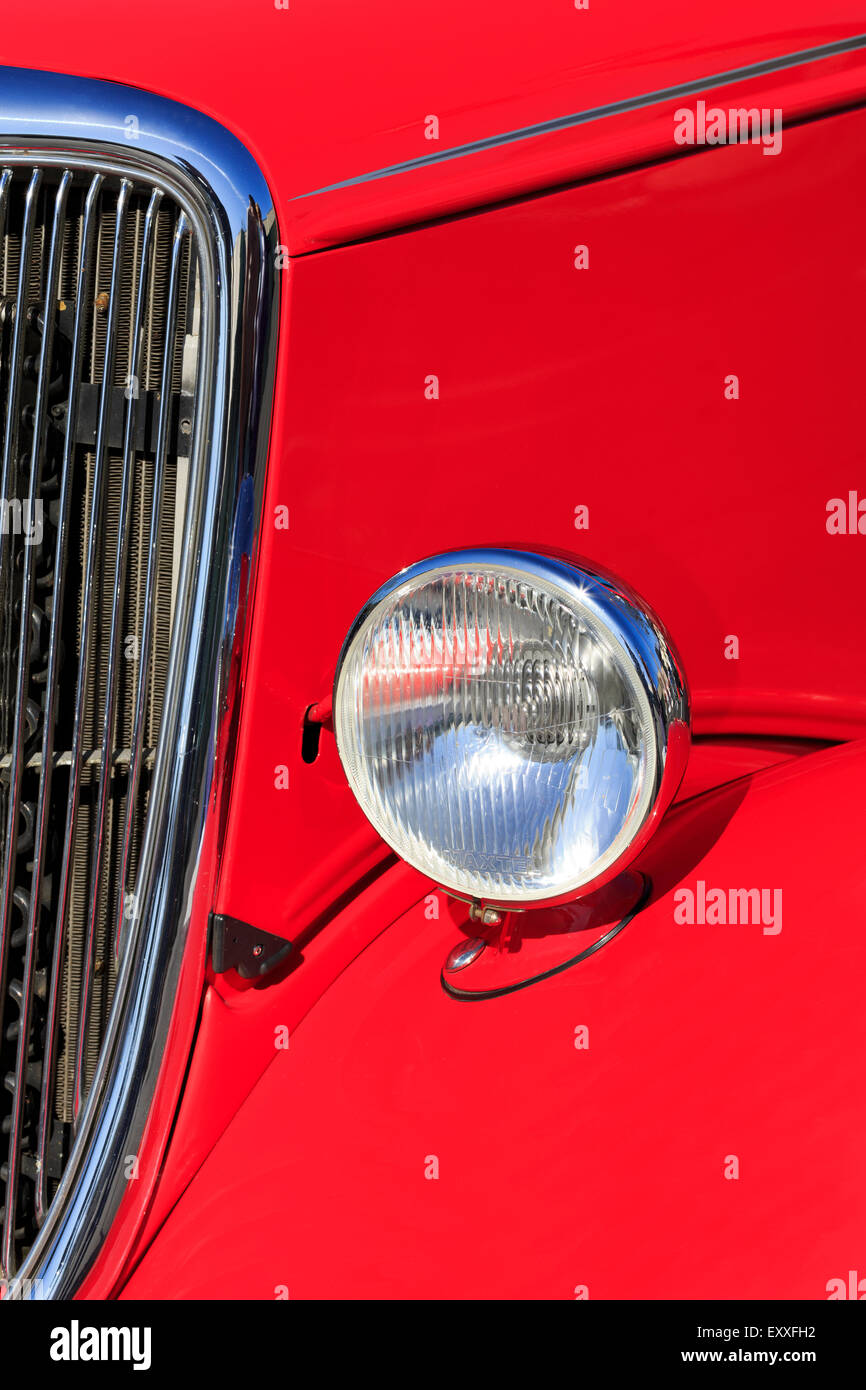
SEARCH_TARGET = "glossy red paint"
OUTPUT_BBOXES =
[116,737,815,1280]
[119,95,866,1295]
[111,859,427,1281]
[217,102,866,949]
[120,740,866,1299]
[3,4,861,1299]
[674,737,828,803]
[2,3,866,251]
[290,51,866,254]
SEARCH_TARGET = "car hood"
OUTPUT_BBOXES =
[1,1,864,250]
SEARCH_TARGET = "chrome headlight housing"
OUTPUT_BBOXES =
[334,549,689,909]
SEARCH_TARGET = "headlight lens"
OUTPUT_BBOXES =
[334,550,689,907]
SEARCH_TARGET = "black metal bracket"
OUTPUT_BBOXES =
[209,912,292,980]
[69,382,196,457]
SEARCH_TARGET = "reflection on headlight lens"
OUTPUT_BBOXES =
[334,551,688,906]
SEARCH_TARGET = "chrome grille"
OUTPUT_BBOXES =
[0,165,199,1277]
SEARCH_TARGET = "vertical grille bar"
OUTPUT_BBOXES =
[0,166,13,1032]
[34,172,103,1227]
[0,169,11,248]
[0,169,42,1046]
[43,178,130,1142]
[0,171,72,1275]
[71,185,159,1125]
[112,209,188,967]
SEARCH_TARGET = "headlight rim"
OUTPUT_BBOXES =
[333,547,690,910]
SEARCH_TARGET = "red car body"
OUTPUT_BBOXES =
[3,0,864,1299]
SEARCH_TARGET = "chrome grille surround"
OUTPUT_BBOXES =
[0,68,279,1298]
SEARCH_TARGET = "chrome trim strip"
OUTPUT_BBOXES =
[292,32,866,200]
[0,66,279,1299]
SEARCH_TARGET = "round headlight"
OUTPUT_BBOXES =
[333,549,689,909]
